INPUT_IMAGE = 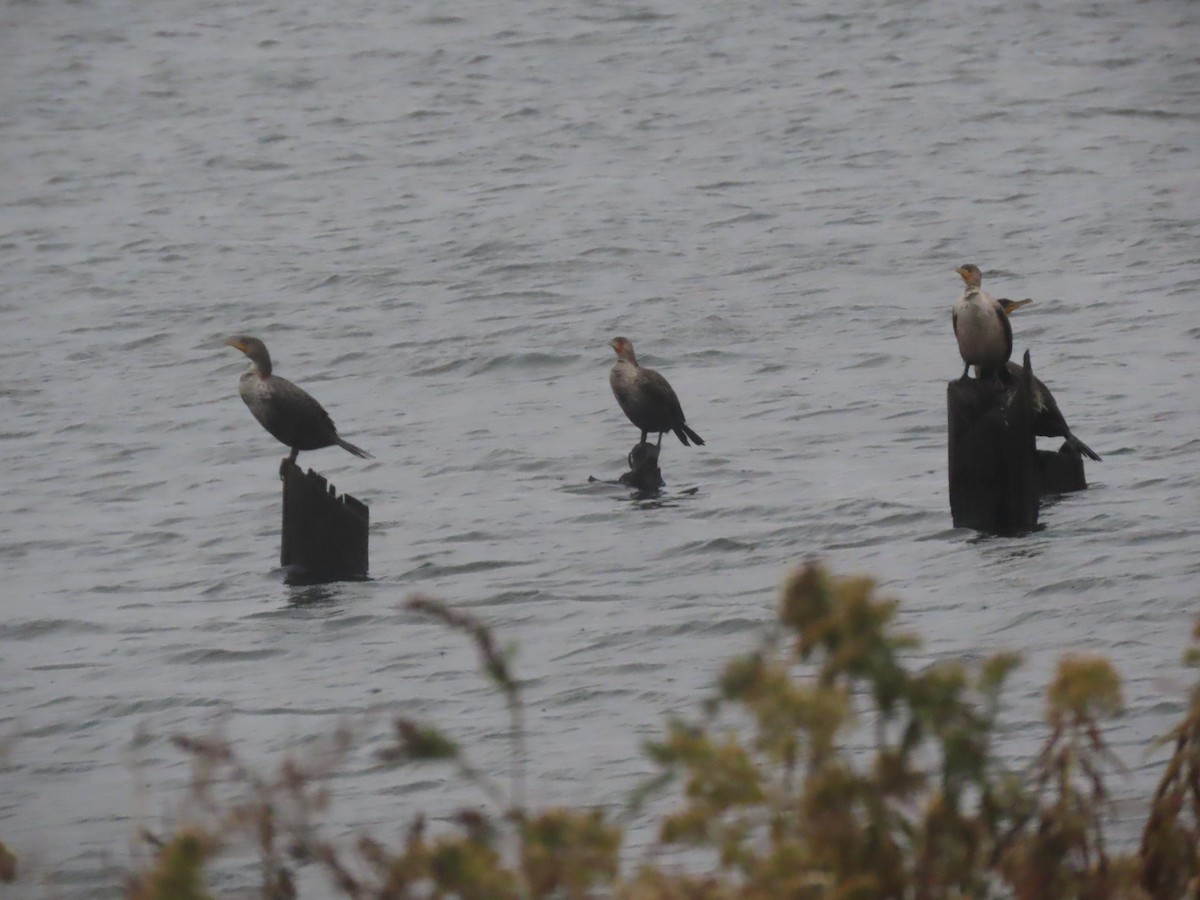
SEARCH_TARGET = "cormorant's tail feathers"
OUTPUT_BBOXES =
[337,438,374,460]
[1065,432,1101,462]
[675,424,705,447]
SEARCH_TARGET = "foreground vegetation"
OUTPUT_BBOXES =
[9,563,1200,897]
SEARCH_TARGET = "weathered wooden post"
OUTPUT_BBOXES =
[619,442,665,491]
[947,351,1039,535]
[1035,445,1087,495]
[280,460,369,581]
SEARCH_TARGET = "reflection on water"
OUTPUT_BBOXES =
[629,485,701,511]
[284,581,345,605]
[283,566,372,590]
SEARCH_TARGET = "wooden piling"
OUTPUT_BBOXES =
[619,442,665,491]
[947,351,1039,535]
[1035,445,1087,495]
[280,460,369,581]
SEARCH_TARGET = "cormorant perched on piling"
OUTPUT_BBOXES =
[972,297,1031,376]
[989,301,1101,461]
[608,337,705,448]
[952,264,1012,381]
[225,336,373,464]
[1000,361,1102,461]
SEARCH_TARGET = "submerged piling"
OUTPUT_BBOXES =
[280,460,369,581]
[1035,444,1087,496]
[947,351,1039,535]
[619,441,665,491]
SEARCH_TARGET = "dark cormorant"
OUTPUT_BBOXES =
[608,336,705,448]
[990,302,1102,461]
[1002,361,1102,461]
[225,336,372,464]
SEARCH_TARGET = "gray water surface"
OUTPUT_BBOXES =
[2,0,1198,894]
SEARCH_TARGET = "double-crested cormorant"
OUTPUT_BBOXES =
[225,336,372,464]
[1002,361,1102,461]
[969,297,1027,374]
[971,298,1031,377]
[952,264,1012,380]
[990,302,1101,461]
[608,336,705,448]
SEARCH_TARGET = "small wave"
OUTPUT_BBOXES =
[165,647,288,665]
[0,619,109,640]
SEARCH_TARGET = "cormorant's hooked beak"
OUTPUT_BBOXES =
[998,298,1033,316]
[225,337,247,355]
[955,266,972,283]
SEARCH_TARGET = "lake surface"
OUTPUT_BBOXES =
[2,0,1198,894]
